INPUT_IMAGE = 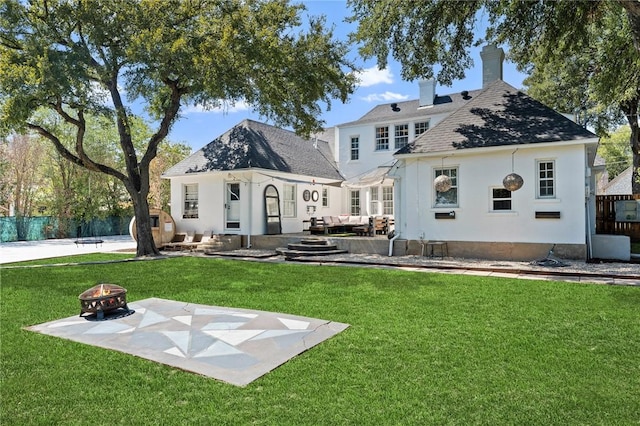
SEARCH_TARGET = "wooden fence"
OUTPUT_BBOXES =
[596,195,640,241]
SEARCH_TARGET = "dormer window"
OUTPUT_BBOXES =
[375,126,389,151]
[395,124,409,149]
[415,121,430,136]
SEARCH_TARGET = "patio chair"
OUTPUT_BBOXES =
[374,217,388,235]
[163,233,187,250]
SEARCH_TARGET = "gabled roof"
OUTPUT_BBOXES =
[603,166,633,195]
[338,90,483,127]
[164,119,343,181]
[396,80,597,155]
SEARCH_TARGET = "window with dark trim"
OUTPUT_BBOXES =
[491,188,512,211]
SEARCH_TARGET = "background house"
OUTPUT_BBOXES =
[600,166,633,195]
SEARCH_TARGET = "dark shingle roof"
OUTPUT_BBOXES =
[164,119,343,180]
[396,80,597,155]
[339,90,482,127]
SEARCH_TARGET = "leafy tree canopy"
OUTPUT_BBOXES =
[348,0,640,193]
[0,0,356,255]
[599,126,633,180]
[521,3,637,137]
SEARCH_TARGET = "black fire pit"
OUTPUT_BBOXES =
[79,284,129,320]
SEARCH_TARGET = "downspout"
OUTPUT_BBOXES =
[388,231,399,257]
[584,147,596,261]
[388,172,401,256]
[585,197,592,260]
[247,179,252,248]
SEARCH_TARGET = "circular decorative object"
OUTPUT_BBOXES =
[434,174,452,192]
[503,173,524,191]
[303,189,311,202]
[311,190,319,202]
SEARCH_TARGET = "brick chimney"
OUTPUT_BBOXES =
[480,44,504,88]
[419,79,436,107]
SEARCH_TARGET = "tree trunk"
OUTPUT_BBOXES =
[130,189,160,257]
[622,97,640,195]
[633,144,640,195]
[620,0,640,56]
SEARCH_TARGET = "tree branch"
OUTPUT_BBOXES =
[27,122,128,183]
[141,78,185,169]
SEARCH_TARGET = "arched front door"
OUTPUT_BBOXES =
[264,185,282,235]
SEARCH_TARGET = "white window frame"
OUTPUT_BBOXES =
[369,187,380,215]
[434,167,459,207]
[382,186,394,215]
[375,126,389,151]
[322,187,329,207]
[183,183,199,219]
[283,184,296,218]
[415,121,430,136]
[537,160,556,199]
[350,136,359,161]
[491,187,512,211]
[350,190,361,215]
[394,124,409,149]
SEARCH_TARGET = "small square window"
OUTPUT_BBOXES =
[492,188,512,211]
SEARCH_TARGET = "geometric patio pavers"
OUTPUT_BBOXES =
[26,298,349,386]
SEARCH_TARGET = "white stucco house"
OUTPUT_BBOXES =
[164,45,601,260]
[163,119,346,237]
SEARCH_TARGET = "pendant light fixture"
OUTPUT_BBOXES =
[503,149,524,191]
[434,156,452,192]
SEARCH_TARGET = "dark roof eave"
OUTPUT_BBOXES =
[163,166,344,182]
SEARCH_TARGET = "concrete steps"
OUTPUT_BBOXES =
[276,238,348,258]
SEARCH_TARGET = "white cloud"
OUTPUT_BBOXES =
[355,66,393,87]
[183,100,251,114]
[360,92,410,102]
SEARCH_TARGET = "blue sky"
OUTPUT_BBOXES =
[167,0,528,151]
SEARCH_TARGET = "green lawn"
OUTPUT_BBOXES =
[2,256,639,425]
